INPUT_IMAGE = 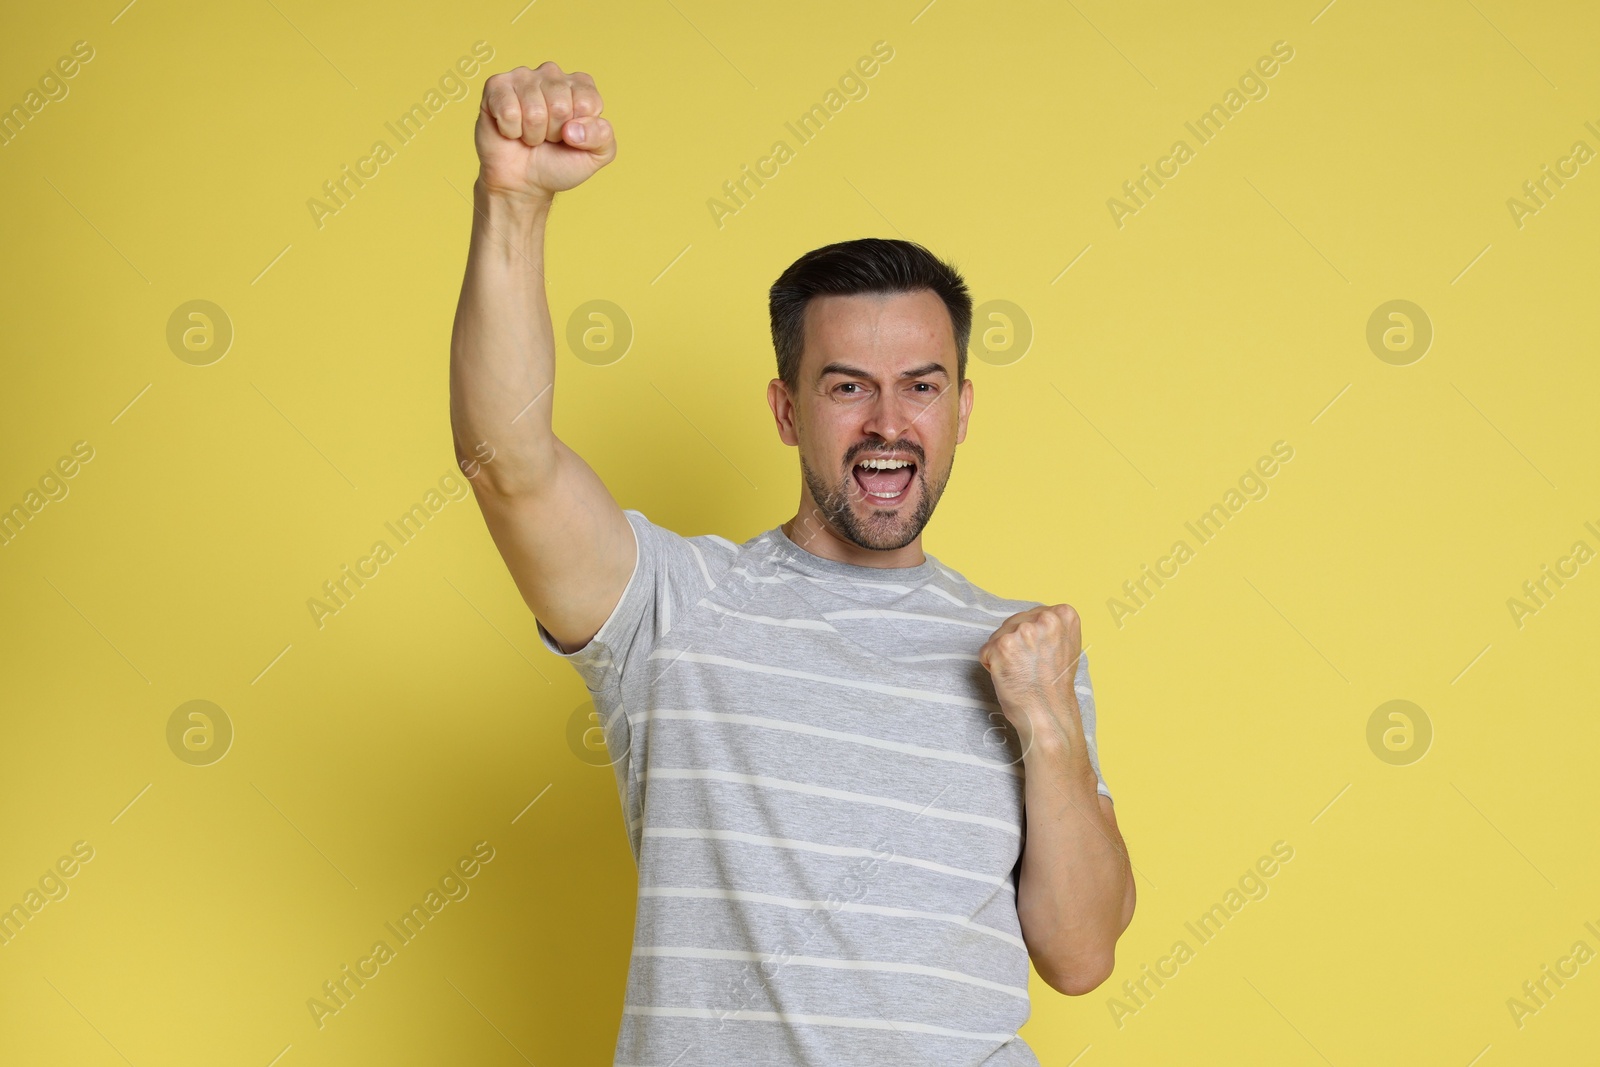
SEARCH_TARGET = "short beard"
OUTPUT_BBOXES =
[799,447,951,552]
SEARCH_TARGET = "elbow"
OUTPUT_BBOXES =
[1118,874,1138,934]
[1037,949,1116,996]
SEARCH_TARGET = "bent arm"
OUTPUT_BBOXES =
[1011,689,1136,995]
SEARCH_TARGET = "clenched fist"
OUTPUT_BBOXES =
[978,604,1084,716]
[475,62,616,202]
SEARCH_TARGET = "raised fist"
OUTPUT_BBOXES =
[979,604,1084,712]
[475,62,616,201]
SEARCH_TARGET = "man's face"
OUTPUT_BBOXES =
[768,289,974,552]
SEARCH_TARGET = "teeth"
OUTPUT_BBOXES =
[858,458,912,470]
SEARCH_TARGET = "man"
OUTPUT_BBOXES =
[451,62,1135,1066]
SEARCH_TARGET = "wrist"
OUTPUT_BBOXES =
[473,177,554,224]
[1011,693,1084,757]
[1007,684,1081,732]
[1018,709,1073,759]
[1018,718,1102,794]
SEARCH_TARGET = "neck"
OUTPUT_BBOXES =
[781,509,927,569]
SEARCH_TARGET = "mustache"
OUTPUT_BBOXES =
[844,443,924,466]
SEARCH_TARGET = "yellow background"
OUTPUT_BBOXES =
[2,0,1597,1063]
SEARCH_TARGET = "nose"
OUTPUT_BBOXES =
[860,386,916,443]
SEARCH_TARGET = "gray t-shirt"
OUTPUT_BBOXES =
[537,510,1111,1066]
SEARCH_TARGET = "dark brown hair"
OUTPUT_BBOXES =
[768,238,972,390]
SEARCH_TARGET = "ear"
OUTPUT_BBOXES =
[768,378,799,446]
[955,377,974,445]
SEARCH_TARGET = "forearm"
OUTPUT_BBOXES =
[1013,692,1133,993]
[448,180,558,497]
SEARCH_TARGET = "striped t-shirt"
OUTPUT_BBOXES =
[536,509,1111,1066]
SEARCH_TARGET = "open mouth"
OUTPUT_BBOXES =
[851,457,916,507]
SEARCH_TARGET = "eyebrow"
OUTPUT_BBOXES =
[817,361,950,382]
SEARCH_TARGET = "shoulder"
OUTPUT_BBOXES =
[622,508,745,586]
[921,555,1044,625]
[929,554,1097,621]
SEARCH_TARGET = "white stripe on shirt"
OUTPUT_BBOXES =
[695,598,839,631]
[633,708,1023,777]
[643,825,1013,890]
[822,608,997,631]
[645,648,1002,712]
[622,1003,1020,1043]
[632,945,1030,1000]
[644,768,1020,835]
[636,886,1025,949]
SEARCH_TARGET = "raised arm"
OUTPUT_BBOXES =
[449,62,632,653]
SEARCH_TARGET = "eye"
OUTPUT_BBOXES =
[836,382,863,395]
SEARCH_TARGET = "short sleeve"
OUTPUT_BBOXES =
[533,509,732,694]
[1075,650,1113,802]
